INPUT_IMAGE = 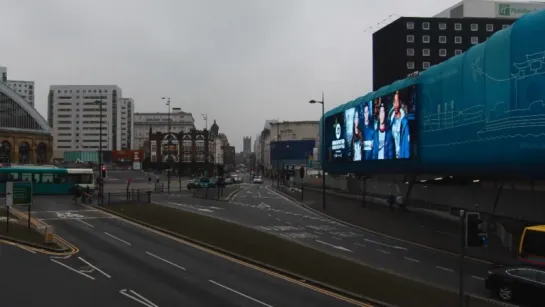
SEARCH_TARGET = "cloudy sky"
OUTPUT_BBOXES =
[2,0,459,150]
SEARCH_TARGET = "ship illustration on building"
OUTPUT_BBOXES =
[421,50,545,147]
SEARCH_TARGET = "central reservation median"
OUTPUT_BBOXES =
[98,203,508,307]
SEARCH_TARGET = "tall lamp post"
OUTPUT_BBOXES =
[309,92,326,211]
[202,113,208,176]
[94,100,104,204]
[162,97,172,192]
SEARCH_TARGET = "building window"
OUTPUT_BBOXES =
[454,23,462,31]
[422,22,430,30]
[406,22,414,29]
[471,36,479,44]
[455,49,462,55]
[407,62,415,69]
[439,23,447,30]
[439,49,447,57]
[406,35,414,43]
[406,48,415,56]
[486,24,494,32]
[502,24,510,29]
[422,49,430,56]
[470,23,478,31]
[439,36,447,44]
[455,36,462,44]
[422,35,430,43]
[423,62,430,69]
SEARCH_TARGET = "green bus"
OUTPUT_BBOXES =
[0,165,96,195]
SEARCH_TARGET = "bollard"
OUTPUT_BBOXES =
[44,226,54,244]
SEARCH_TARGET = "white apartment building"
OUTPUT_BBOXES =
[435,0,545,18]
[5,80,35,107]
[120,98,135,150]
[133,111,195,150]
[47,85,133,154]
[0,66,35,107]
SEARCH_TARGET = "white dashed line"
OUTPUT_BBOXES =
[436,266,454,272]
[276,218,281,222]
[313,231,324,235]
[378,249,391,254]
[403,257,420,263]
[354,243,367,248]
[472,276,485,280]
[333,237,343,241]
[285,222,292,225]
[267,213,271,217]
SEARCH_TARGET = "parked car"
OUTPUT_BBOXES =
[224,177,234,185]
[186,178,199,190]
[485,266,545,304]
[253,176,263,184]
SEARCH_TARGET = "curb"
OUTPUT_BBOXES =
[94,205,396,307]
[223,186,243,202]
[272,186,495,265]
[0,233,70,253]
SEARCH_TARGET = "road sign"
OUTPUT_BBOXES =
[6,181,32,206]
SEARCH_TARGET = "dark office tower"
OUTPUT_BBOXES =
[243,136,251,153]
[372,17,515,91]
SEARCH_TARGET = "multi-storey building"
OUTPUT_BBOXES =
[120,98,135,150]
[133,111,195,150]
[243,136,251,153]
[47,85,133,156]
[372,16,515,90]
[1,66,35,107]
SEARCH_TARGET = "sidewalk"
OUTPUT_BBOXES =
[274,182,516,265]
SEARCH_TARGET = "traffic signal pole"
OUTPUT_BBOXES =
[459,209,465,307]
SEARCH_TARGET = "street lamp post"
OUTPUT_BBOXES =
[162,97,172,192]
[202,114,208,176]
[309,92,326,211]
[94,100,104,204]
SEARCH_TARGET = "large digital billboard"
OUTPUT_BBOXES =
[326,85,417,163]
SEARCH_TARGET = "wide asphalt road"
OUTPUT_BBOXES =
[7,196,363,307]
[150,182,496,298]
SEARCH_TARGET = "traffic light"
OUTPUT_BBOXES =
[101,166,107,178]
[465,212,487,247]
[217,165,224,177]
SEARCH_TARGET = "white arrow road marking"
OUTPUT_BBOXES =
[50,259,95,280]
[363,238,407,250]
[315,240,353,252]
[119,289,159,307]
[78,257,111,278]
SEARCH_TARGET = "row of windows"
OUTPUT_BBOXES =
[407,61,432,70]
[406,21,510,32]
[56,89,110,94]
[407,48,463,57]
[57,145,108,149]
[407,34,481,44]
[7,83,33,89]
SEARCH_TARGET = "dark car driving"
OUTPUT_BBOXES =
[186,178,199,190]
[485,266,545,305]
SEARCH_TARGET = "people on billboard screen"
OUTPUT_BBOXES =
[372,102,395,160]
[362,102,375,160]
[351,107,363,161]
[389,91,410,159]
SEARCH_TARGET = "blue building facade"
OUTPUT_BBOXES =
[323,10,545,178]
[270,140,314,169]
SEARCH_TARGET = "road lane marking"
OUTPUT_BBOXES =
[119,289,158,307]
[314,231,324,235]
[78,257,111,278]
[104,232,132,246]
[17,245,37,254]
[436,266,454,272]
[145,251,186,271]
[403,257,420,263]
[76,219,95,228]
[333,237,342,241]
[50,259,95,280]
[354,243,366,248]
[315,240,353,252]
[209,280,274,307]
[276,218,281,221]
[285,222,292,225]
[472,276,485,280]
[363,238,407,251]
[94,206,373,307]
[377,249,391,255]
[267,213,271,217]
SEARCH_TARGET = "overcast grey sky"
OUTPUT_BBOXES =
[2,0,458,150]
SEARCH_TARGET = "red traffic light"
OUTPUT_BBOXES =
[102,167,106,171]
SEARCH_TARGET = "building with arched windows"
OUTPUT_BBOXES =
[0,82,53,164]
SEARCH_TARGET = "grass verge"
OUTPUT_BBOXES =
[104,203,506,307]
[0,218,58,249]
